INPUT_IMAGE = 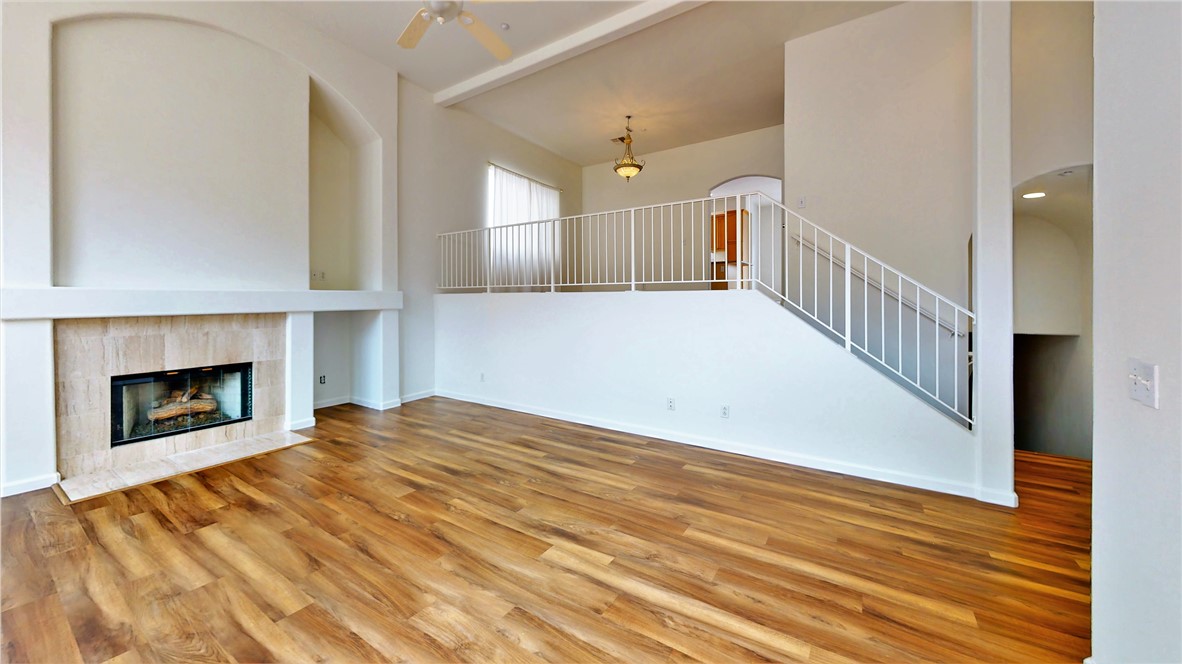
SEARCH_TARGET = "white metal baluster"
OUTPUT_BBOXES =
[863,253,868,351]
[916,282,921,386]
[736,196,743,288]
[660,206,665,283]
[680,203,685,281]
[798,217,804,305]
[897,272,903,372]
[954,311,959,415]
[844,243,851,350]
[630,210,636,290]
[550,221,557,292]
[828,234,834,328]
[596,214,602,285]
[812,225,818,316]
[935,299,941,404]
[879,264,885,361]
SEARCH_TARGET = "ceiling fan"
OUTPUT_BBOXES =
[396,1,512,61]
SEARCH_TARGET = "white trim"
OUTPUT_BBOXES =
[433,1,703,107]
[1,472,61,497]
[0,288,403,321]
[285,417,317,431]
[350,397,401,411]
[313,396,351,410]
[435,390,991,503]
[400,389,436,403]
[978,488,1020,508]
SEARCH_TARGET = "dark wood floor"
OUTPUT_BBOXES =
[2,397,1091,663]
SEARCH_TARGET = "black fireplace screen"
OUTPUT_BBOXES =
[110,363,252,446]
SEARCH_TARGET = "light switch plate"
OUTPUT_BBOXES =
[1127,357,1159,409]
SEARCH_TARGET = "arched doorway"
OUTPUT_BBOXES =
[709,175,782,203]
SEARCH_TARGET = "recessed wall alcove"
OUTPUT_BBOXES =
[309,79,382,291]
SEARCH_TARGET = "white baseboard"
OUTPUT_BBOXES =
[1,471,61,497]
[313,396,351,409]
[286,417,316,431]
[350,397,402,411]
[400,389,435,403]
[435,390,985,503]
[978,488,1020,508]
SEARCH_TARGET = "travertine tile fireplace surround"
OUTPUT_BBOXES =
[55,314,286,479]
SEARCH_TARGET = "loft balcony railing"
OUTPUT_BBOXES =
[438,193,975,427]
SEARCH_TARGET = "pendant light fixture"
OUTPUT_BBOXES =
[613,115,644,182]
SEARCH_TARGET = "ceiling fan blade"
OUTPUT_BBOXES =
[458,10,512,61]
[397,8,432,49]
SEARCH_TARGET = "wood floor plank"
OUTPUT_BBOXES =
[0,398,1092,662]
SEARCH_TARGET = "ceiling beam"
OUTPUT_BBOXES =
[432,0,704,107]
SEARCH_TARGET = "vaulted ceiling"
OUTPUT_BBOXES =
[278,1,892,165]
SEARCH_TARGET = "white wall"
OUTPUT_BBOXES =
[52,17,310,290]
[1012,1,1094,186]
[582,125,784,213]
[436,291,987,500]
[398,78,582,402]
[1,2,402,494]
[1013,215,1082,334]
[785,2,973,304]
[313,311,353,408]
[1091,2,1182,661]
[309,114,356,291]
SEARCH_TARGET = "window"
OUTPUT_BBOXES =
[486,163,560,227]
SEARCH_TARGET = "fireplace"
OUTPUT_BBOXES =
[110,362,253,447]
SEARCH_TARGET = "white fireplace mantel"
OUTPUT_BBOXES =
[0,287,403,321]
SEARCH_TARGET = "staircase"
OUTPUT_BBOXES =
[438,193,974,428]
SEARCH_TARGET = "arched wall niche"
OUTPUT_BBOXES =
[48,12,388,291]
[1,2,399,293]
[309,77,382,290]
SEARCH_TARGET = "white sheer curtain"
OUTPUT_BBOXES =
[486,163,559,227]
[486,164,559,286]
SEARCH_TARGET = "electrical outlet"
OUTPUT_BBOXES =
[1128,358,1159,409]
[319,375,326,384]
[666,398,676,411]
[720,405,730,419]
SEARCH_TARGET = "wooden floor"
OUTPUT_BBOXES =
[1,398,1091,663]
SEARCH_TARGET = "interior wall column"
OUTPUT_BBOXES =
[972,0,1017,506]
[350,309,401,410]
[285,312,316,429]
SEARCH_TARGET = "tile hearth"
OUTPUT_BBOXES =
[57,430,310,502]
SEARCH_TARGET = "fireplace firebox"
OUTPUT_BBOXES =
[110,363,252,446]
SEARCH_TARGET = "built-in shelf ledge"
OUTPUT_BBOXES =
[55,430,312,503]
[0,287,402,321]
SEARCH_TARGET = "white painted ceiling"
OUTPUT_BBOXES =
[279,1,892,166]
[276,2,637,92]
[1013,164,1093,233]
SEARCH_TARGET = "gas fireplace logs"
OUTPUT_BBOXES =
[147,388,218,422]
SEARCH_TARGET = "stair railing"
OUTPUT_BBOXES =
[438,192,974,426]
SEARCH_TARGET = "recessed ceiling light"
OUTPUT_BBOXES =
[1022,192,1046,199]
[500,22,510,31]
